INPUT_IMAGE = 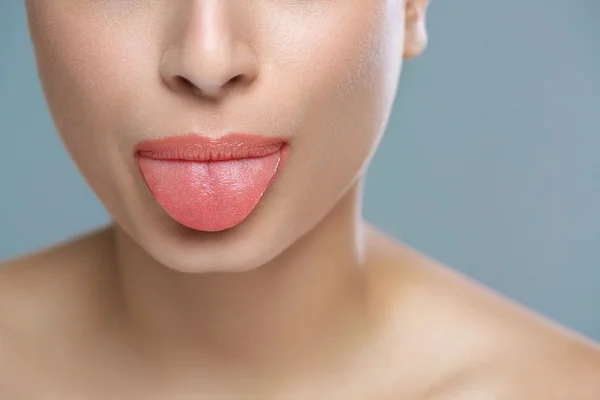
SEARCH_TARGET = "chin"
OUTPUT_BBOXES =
[119,205,296,274]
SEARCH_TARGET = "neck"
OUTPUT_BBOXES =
[111,181,375,377]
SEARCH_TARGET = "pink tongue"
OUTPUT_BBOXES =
[138,152,280,232]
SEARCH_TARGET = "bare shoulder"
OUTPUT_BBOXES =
[0,227,115,392]
[0,226,115,324]
[0,226,114,305]
[425,339,600,399]
[366,226,600,399]
[0,226,116,327]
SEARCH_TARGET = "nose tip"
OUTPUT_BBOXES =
[161,41,258,100]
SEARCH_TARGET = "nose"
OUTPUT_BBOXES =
[160,1,258,100]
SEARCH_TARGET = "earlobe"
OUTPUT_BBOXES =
[403,0,430,60]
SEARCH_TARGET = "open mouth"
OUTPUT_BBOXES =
[135,133,288,232]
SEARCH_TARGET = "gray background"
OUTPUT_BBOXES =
[1,2,599,340]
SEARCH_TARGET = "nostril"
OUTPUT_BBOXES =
[172,75,213,97]
[230,74,242,83]
[225,74,244,89]
[173,76,194,91]
[171,74,245,97]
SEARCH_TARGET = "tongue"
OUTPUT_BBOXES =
[138,152,281,232]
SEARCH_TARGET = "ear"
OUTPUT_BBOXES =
[403,0,430,60]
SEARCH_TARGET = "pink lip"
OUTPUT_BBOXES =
[135,133,289,232]
[135,133,287,161]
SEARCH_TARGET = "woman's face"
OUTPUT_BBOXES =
[25,0,428,272]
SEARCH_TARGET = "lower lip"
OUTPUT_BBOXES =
[135,134,288,232]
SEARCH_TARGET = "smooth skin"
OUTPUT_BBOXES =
[1,0,600,398]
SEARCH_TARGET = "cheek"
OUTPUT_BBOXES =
[26,3,163,225]
[28,4,160,179]
[266,2,404,201]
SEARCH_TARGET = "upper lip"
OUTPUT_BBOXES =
[135,133,287,162]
